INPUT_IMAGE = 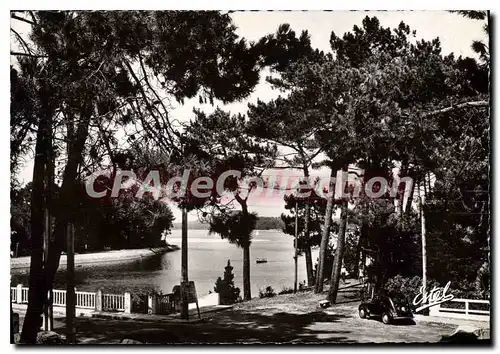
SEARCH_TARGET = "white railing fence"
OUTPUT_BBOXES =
[76,291,97,309]
[429,298,490,321]
[53,289,66,306]
[10,284,131,314]
[22,287,29,303]
[10,285,218,316]
[103,293,125,312]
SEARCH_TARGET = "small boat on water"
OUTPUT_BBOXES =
[256,258,267,264]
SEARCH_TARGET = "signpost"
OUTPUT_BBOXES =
[180,281,200,319]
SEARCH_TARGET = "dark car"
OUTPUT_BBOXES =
[358,293,413,324]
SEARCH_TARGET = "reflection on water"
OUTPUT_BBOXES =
[11,230,317,297]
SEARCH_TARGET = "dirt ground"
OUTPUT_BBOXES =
[14,282,483,344]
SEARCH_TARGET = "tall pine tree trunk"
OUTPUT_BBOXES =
[302,167,314,287]
[314,169,335,293]
[21,102,92,343]
[328,200,348,303]
[20,95,52,344]
[404,172,416,216]
[398,159,408,216]
[304,246,314,287]
[243,244,251,300]
[353,223,365,276]
[238,200,252,301]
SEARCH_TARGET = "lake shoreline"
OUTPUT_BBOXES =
[10,244,180,273]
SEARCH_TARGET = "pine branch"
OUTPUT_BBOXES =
[423,100,489,117]
[10,51,47,58]
[11,13,35,25]
[10,28,33,56]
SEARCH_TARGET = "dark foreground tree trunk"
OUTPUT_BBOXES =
[404,176,416,216]
[21,103,91,343]
[328,200,348,303]
[314,169,335,293]
[243,244,251,300]
[20,107,51,343]
[302,168,315,287]
[353,224,365,277]
[303,201,314,287]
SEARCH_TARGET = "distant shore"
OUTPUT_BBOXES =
[10,244,179,273]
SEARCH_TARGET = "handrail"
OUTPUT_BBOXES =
[446,298,490,304]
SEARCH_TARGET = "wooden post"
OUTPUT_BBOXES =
[47,290,53,331]
[180,208,189,319]
[16,284,23,304]
[148,293,157,314]
[66,223,76,343]
[294,200,298,293]
[429,303,440,316]
[95,289,103,312]
[124,292,131,314]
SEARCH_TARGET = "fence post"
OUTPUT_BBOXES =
[124,292,131,314]
[96,289,103,312]
[148,293,157,315]
[16,284,23,304]
[429,303,440,316]
[465,301,469,316]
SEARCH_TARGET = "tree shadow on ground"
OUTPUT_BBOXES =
[364,317,416,326]
[64,309,358,344]
[335,298,362,305]
[391,319,416,326]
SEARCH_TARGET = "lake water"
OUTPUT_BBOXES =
[12,230,318,298]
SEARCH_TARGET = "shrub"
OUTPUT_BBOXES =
[298,280,307,291]
[278,286,294,295]
[384,275,442,310]
[131,287,162,314]
[259,286,276,298]
[214,260,240,305]
[131,292,148,313]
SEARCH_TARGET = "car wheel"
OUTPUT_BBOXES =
[359,307,366,319]
[382,312,391,324]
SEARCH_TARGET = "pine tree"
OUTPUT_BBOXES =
[214,260,240,305]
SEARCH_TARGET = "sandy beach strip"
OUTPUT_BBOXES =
[10,245,179,272]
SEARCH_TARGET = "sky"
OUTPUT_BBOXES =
[12,11,488,221]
